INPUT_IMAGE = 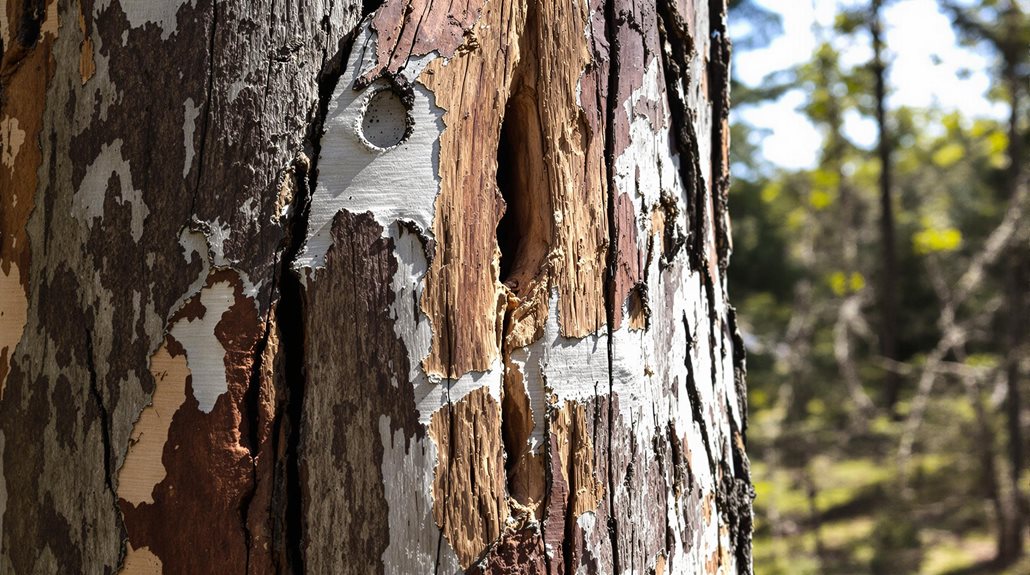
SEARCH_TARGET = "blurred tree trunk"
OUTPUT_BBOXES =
[870,0,900,413]
[940,2,1027,562]
[999,31,1027,566]
[0,0,753,573]
[997,3,1027,564]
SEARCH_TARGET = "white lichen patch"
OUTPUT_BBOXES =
[202,218,232,267]
[387,226,504,428]
[169,281,236,413]
[614,58,678,208]
[95,0,194,41]
[297,26,445,270]
[175,228,212,309]
[73,139,150,242]
[378,415,460,574]
[388,224,432,383]
[182,98,200,178]
[517,291,608,407]
[413,360,503,427]
[506,291,663,451]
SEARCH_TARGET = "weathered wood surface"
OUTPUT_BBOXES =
[0,0,751,573]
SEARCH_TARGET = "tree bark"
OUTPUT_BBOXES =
[0,0,752,573]
[870,0,900,413]
[998,25,1026,564]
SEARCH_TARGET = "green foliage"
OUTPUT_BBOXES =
[870,505,923,575]
[913,225,962,254]
[730,2,1029,573]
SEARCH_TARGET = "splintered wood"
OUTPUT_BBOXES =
[298,0,751,572]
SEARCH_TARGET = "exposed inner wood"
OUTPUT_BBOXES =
[118,339,189,506]
[495,88,551,296]
[418,0,525,378]
[552,400,605,518]
[531,0,609,339]
[0,264,27,400]
[501,352,546,519]
[429,386,509,568]
[419,0,610,378]
[77,4,95,84]
[119,544,162,574]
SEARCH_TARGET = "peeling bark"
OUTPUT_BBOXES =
[1,0,751,572]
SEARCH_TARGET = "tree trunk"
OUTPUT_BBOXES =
[998,31,1026,565]
[0,0,752,573]
[870,0,900,414]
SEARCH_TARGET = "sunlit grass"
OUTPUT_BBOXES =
[921,529,993,575]
[811,456,889,511]
[749,393,1018,575]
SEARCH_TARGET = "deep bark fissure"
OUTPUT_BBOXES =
[727,307,748,437]
[433,275,456,575]
[681,313,716,481]
[602,0,623,571]
[245,318,274,463]
[562,410,580,574]
[240,220,287,573]
[84,328,116,503]
[190,0,219,215]
[541,378,557,575]
[278,163,311,575]
[241,311,270,574]
[707,0,732,271]
[437,266,457,575]
[362,0,385,17]
[84,326,127,568]
[654,0,708,269]
[15,0,44,50]
[703,270,722,425]
[726,415,755,574]
[496,29,551,516]
[267,26,359,574]
[240,481,256,574]
[496,101,525,286]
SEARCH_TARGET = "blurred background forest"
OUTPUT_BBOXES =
[726,0,1029,573]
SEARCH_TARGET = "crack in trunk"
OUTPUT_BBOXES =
[277,157,312,575]
[241,300,277,573]
[601,0,623,571]
[654,0,708,270]
[267,25,358,574]
[707,0,732,273]
[84,327,126,567]
[190,0,219,215]
[681,313,716,481]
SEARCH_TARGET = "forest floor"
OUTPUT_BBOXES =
[749,393,1030,575]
